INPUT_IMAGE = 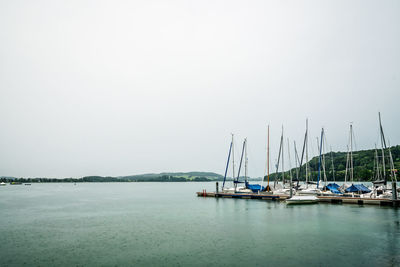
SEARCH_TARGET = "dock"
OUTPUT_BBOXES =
[197,191,400,207]
[196,191,289,200]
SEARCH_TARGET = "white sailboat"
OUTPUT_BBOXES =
[286,195,318,205]
[297,120,321,196]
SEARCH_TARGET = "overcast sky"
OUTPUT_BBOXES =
[1,0,399,178]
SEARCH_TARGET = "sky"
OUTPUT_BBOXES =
[0,0,399,178]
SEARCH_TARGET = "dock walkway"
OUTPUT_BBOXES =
[197,191,400,207]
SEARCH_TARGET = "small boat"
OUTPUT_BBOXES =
[0,182,6,186]
[286,195,318,205]
[24,183,32,186]
[297,184,321,196]
[10,181,22,185]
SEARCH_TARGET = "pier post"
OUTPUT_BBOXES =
[216,182,219,193]
[392,182,397,200]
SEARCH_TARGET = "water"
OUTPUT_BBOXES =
[0,182,399,266]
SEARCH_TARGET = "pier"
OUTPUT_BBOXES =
[197,191,400,207]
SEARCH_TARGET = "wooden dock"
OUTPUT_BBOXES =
[317,195,400,207]
[196,191,289,201]
[197,191,400,207]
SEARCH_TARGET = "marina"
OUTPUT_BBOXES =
[197,186,400,207]
[197,112,400,210]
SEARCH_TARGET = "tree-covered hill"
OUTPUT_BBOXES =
[268,145,400,182]
[0,172,224,183]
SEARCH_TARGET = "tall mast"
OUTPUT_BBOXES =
[287,138,293,197]
[317,128,324,189]
[231,134,236,190]
[344,144,349,185]
[322,130,327,186]
[294,141,299,181]
[222,138,233,190]
[274,130,283,189]
[388,141,397,182]
[245,138,248,184]
[330,146,335,182]
[236,139,246,186]
[281,126,285,187]
[267,125,270,191]
[379,112,386,183]
[350,124,354,183]
[287,138,293,182]
[305,119,309,186]
[374,144,380,181]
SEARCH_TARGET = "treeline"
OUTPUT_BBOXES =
[0,175,214,183]
[267,145,400,182]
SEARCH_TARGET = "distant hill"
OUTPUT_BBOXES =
[119,172,224,182]
[0,172,225,183]
[268,145,400,182]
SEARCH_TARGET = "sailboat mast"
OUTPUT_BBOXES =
[322,132,327,187]
[222,139,233,190]
[375,144,380,180]
[236,139,246,184]
[317,128,323,189]
[267,125,270,191]
[274,132,283,189]
[305,119,309,186]
[379,112,386,183]
[350,124,354,183]
[287,138,293,182]
[388,141,397,182]
[231,134,236,190]
[281,127,285,187]
[330,146,335,182]
[344,144,349,185]
[294,141,299,181]
[245,138,248,184]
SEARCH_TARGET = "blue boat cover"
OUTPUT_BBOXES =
[245,181,265,192]
[326,183,342,194]
[355,184,371,193]
[345,184,371,193]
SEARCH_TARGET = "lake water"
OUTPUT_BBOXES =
[1,182,399,266]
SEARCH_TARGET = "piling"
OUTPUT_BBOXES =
[216,182,219,193]
[392,182,397,200]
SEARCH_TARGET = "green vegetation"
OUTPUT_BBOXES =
[0,172,224,183]
[268,145,400,182]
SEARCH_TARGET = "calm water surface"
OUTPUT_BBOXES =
[1,182,399,266]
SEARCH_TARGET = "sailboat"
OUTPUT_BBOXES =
[370,112,397,199]
[341,123,371,195]
[236,138,256,193]
[271,127,293,196]
[297,120,320,195]
[221,134,235,193]
[286,195,318,205]
[221,134,252,193]
[238,138,264,193]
